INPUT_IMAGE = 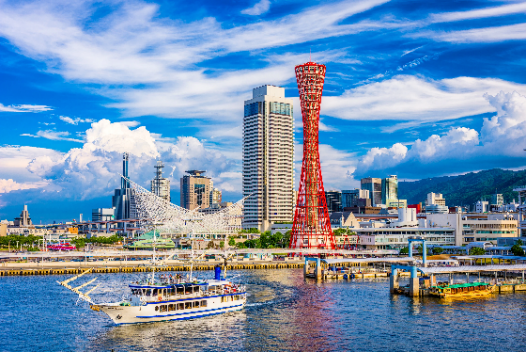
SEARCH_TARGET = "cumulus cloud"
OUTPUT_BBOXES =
[20,119,237,202]
[241,0,271,16]
[0,179,48,194]
[0,102,52,112]
[355,91,526,178]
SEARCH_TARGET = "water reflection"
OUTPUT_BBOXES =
[3,270,526,351]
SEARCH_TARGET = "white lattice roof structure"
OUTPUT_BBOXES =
[126,176,246,235]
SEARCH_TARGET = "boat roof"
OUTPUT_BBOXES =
[129,282,208,289]
[433,282,490,289]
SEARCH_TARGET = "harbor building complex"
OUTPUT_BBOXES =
[242,85,294,231]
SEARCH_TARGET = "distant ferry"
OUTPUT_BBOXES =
[47,243,76,251]
[429,282,496,299]
[125,238,175,250]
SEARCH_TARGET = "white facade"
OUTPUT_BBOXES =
[242,85,294,231]
[389,208,418,228]
[426,192,446,206]
[475,200,489,213]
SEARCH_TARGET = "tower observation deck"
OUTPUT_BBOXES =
[290,62,336,250]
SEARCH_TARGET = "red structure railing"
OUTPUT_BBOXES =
[290,62,336,250]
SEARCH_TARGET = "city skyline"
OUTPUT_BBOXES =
[2,0,526,222]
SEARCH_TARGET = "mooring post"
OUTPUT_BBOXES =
[409,266,419,297]
[304,257,308,277]
[316,257,322,280]
[390,267,399,293]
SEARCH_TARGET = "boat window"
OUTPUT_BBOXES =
[168,304,175,311]
[185,302,192,309]
[194,286,200,293]
[155,306,159,311]
[221,296,227,303]
[177,287,184,294]
[152,289,157,296]
[201,300,207,307]
[160,305,167,312]
[193,301,199,308]
[234,295,239,300]
[178,303,184,310]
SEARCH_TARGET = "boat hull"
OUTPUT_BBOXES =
[430,285,496,300]
[92,293,247,325]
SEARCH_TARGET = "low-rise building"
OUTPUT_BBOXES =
[355,227,455,250]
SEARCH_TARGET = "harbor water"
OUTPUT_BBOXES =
[2,269,526,351]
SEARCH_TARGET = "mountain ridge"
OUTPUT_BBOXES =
[398,168,526,206]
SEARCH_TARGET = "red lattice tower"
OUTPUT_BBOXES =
[289,62,336,250]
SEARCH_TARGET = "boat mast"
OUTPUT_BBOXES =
[150,225,157,284]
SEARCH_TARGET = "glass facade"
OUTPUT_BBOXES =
[195,184,205,206]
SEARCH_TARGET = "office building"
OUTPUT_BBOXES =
[112,153,137,220]
[210,187,222,206]
[342,189,370,208]
[181,170,213,210]
[361,177,381,206]
[425,204,449,214]
[381,175,398,205]
[387,199,407,208]
[242,85,294,231]
[475,200,489,213]
[13,205,32,227]
[426,192,446,207]
[92,208,115,222]
[151,161,171,202]
[492,193,504,206]
[325,190,342,214]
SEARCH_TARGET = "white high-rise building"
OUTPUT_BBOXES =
[243,85,294,231]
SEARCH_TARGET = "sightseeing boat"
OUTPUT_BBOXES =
[429,282,496,299]
[60,266,246,325]
[59,227,246,325]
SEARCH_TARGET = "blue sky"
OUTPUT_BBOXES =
[2,0,526,223]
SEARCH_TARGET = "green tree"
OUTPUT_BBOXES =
[400,247,409,255]
[219,241,225,249]
[432,247,444,255]
[511,239,525,256]
[228,237,236,247]
[469,247,486,255]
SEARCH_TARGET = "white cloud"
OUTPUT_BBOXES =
[430,3,526,23]
[323,75,526,122]
[424,23,526,43]
[21,130,84,143]
[21,119,236,201]
[59,116,94,125]
[0,179,48,193]
[0,102,52,112]
[0,146,63,186]
[241,0,271,16]
[355,91,526,177]
[360,143,408,169]
[0,0,390,122]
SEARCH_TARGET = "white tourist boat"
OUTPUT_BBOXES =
[59,228,246,325]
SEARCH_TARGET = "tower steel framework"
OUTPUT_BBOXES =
[290,62,336,250]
